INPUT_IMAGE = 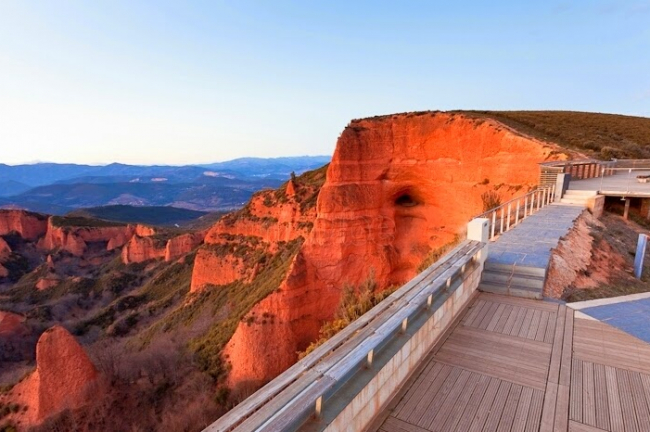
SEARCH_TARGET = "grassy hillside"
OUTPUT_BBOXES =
[463,110,650,160]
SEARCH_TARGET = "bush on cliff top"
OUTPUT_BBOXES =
[463,110,650,159]
[299,274,397,359]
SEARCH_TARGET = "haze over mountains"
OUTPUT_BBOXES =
[0,156,330,216]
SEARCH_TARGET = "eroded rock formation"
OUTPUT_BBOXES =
[0,210,48,240]
[221,112,566,387]
[190,174,320,293]
[121,235,166,263]
[38,218,135,256]
[7,326,101,426]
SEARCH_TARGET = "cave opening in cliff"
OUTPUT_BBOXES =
[395,193,418,207]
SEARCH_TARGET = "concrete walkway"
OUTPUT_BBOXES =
[479,204,584,299]
[487,204,584,270]
[570,169,650,197]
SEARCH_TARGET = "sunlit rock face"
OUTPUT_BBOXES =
[223,112,564,389]
[7,326,102,426]
[0,210,48,240]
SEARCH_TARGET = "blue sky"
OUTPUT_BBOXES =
[0,1,648,165]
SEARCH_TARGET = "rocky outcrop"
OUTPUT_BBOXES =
[0,236,11,260]
[222,112,566,387]
[135,224,156,237]
[0,210,48,240]
[190,174,321,292]
[121,235,166,264]
[8,326,101,425]
[38,218,134,256]
[35,276,61,291]
[0,311,27,337]
[165,232,203,262]
[190,247,249,291]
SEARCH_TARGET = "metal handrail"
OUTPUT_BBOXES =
[474,185,555,241]
[204,240,484,432]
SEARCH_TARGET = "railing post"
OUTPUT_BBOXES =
[515,199,520,225]
[530,193,535,214]
[507,203,512,230]
[500,208,504,234]
[524,196,528,217]
[315,396,323,418]
[491,211,496,239]
[366,349,374,368]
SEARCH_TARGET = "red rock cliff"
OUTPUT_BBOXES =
[121,235,166,263]
[222,112,565,387]
[190,174,321,293]
[0,210,48,240]
[38,218,134,256]
[8,326,101,426]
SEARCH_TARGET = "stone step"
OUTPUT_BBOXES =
[478,281,543,300]
[481,270,545,289]
[559,198,589,205]
[484,262,547,278]
[564,189,598,197]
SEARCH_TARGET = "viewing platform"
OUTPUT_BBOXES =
[205,163,650,432]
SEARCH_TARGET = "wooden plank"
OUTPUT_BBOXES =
[497,384,522,432]
[526,309,542,340]
[640,373,650,424]
[570,359,583,423]
[494,304,513,333]
[503,305,521,335]
[467,377,502,432]
[403,364,453,424]
[582,361,596,427]
[394,362,441,418]
[469,300,492,329]
[453,374,492,432]
[434,349,547,390]
[440,371,481,432]
[480,380,512,432]
[536,310,550,342]
[525,389,545,432]
[554,384,570,432]
[463,300,486,326]
[539,381,558,432]
[629,370,650,429]
[518,308,535,339]
[478,302,500,330]
[453,326,552,354]
[567,420,609,432]
[511,386,534,432]
[593,364,610,431]
[423,368,472,430]
[415,367,462,428]
[560,307,574,386]
[545,310,557,343]
[616,368,640,432]
[548,305,567,385]
[605,365,625,432]
[442,335,551,370]
[486,303,506,332]
[382,416,430,432]
[478,293,559,312]
[510,307,528,337]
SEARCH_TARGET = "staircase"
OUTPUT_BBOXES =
[559,189,597,206]
[478,262,546,299]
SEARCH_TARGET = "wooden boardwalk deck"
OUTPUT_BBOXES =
[372,293,650,432]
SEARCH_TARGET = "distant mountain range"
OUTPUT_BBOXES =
[0,156,330,215]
